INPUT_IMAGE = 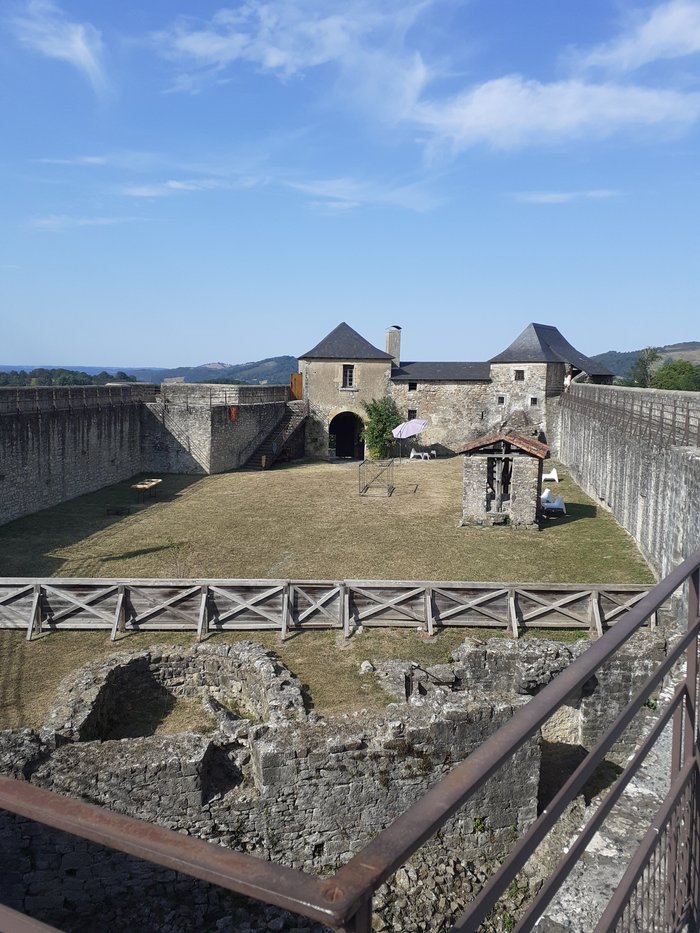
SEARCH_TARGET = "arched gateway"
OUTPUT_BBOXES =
[329,411,364,459]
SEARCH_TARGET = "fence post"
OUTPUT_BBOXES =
[111,585,126,641]
[26,584,42,640]
[197,585,209,642]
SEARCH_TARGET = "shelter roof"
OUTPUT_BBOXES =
[489,323,613,377]
[299,322,393,361]
[391,361,491,381]
[457,430,550,459]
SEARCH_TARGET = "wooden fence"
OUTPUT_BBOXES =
[0,578,654,641]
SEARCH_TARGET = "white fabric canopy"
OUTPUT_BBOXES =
[392,419,428,439]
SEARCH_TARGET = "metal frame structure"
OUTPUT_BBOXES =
[358,458,395,497]
[1,548,699,931]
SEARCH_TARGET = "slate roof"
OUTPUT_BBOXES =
[489,323,613,377]
[457,430,550,459]
[391,362,491,382]
[299,322,393,361]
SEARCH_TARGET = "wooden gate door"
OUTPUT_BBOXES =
[290,373,303,400]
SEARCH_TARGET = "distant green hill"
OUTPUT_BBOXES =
[123,356,299,386]
[591,342,700,379]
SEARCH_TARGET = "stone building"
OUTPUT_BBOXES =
[298,321,613,459]
[458,430,549,528]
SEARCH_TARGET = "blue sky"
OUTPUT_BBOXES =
[1,0,699,367]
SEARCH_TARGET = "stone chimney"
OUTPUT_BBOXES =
[385,325,401,368]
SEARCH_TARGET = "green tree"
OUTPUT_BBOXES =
[361,397,401,459]
[651,360,700,391]
[629,347,660,387]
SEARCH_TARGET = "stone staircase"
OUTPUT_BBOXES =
[243,401,308,470]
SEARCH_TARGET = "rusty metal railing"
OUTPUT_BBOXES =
[1,548,699,931]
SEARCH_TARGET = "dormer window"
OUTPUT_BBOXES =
[342,364,355,388]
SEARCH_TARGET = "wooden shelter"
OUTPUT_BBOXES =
[457,430,549,528]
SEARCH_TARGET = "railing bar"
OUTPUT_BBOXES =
[0,903,60,932]
[594,757,697,933]
[0,776,341,927]
[332,554,700,916]
[480,680,689,933]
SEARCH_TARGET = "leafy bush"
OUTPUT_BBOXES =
[361,397,401,459]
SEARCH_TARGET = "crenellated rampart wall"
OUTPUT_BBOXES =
[559,384,700,578]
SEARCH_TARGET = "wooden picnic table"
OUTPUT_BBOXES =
[131,478,162,501]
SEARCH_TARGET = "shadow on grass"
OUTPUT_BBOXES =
[0,474,204,577]
[541,502,598,527]
[102,544,182,563]
[101,672,177,739]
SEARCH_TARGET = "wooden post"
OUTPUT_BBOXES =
[425,586,434,636]
[196,585,209,642]
[590,591,604,638]
[26,584,42,640]
[508,588,519,638]
[281,582,291,640]
[111,585,126,641]
[340,583,351,638]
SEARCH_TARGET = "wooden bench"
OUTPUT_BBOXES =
[131,478,162,502]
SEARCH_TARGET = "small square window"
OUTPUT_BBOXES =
[514,369,525,382]
[407,408,417,420]
[497,395,505,406]
[342,364,354,388]
[530,396,538,406]
[408,381,418,392]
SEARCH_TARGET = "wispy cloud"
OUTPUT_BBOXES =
[153,0,432,120]
[34,155,109,166]
[287,175,440,211]
[513,189,619,205]
[411,76,700,152]
[121,176,260,198]
[30,214,135,232]
[9,0,109,96]
[576,0,700,73]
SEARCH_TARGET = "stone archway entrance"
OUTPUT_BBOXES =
[329,412,364,459]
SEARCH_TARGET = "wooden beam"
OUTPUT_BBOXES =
[590,591,604,638]
[508,589,519,638]
[197,585,209,642]
[111,585,126,641]
[26,584,42,641]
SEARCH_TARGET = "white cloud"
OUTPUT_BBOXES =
[514,189,619,204]
[10,0,108,95]
[34,155,109,166]
[411,76,700,151]
[153,0,432,118]
[121,176,253,198]
[577,0,700,73]
[31,214,133,232]
[288,175,440,211]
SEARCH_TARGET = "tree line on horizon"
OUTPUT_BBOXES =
[0,368,137,387]
[618,349,700,391]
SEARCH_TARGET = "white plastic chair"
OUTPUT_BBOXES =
[409,448,419,460]
[542,495,566,514]
[540,488,552,503]
[542,468,559,483]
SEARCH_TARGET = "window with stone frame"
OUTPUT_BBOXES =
[342,364,355,388]
[407,408,417,420]
[529,396,538,406]
[497,395,505,405]
[408,381,418,391]
[514,369,525,382]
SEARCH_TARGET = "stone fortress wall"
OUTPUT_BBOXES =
[559,383,700,577]
[0,382,292,525]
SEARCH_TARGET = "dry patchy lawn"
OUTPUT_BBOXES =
[0,458,653,584]
[0,458,653,730]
